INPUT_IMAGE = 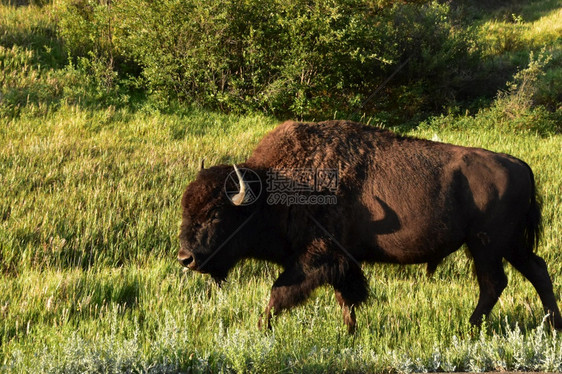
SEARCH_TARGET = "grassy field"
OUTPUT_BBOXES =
[2,104,562,373]
[1,1,562,373]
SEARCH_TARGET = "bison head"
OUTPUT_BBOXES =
[178,164,261,283]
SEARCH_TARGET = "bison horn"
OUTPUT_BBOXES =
[200,158,205,170]
[231,164,248,206]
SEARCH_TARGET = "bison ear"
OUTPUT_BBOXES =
[231,164,248,206]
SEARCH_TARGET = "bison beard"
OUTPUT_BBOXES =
[178,120,562,333]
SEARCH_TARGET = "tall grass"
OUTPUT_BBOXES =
[1,0,562,372]
[2,103,561,373]
[0,106,276,272]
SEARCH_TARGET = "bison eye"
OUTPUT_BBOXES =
[208,209,220,221]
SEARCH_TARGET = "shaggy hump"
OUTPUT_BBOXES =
[247,120,381,175]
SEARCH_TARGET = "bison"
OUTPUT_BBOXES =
[178,120,562,333]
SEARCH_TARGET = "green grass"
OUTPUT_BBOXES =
[1,104,562,373]
[1,0,562,372]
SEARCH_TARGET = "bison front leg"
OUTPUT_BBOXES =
[258,264,324,331]
[332,264,369,334]
[335,291,356,334]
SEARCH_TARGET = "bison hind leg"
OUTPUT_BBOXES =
[505,252,562,330]
[426,259,443,276]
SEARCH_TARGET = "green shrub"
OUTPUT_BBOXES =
[534,56,562,110]
[421,48,561,136]
[56,0,116,60]
[56,0,478,118]
[492,48,561,134]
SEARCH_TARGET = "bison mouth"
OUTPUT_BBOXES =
[178,249,230,285]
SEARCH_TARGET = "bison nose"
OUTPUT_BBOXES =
[178,249,195,268]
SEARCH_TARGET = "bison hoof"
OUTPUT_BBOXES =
[258,316,272,331]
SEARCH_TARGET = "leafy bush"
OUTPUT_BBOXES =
[56,0,478,118]
[56,0,114,59]
[421,48,561,136]
[497,48,552,114]
[491,48,561,134]
[0,2,131,118]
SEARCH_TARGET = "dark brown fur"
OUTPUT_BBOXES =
[178,120,562,332]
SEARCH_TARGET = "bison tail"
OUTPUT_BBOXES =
[523,163,543,254]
